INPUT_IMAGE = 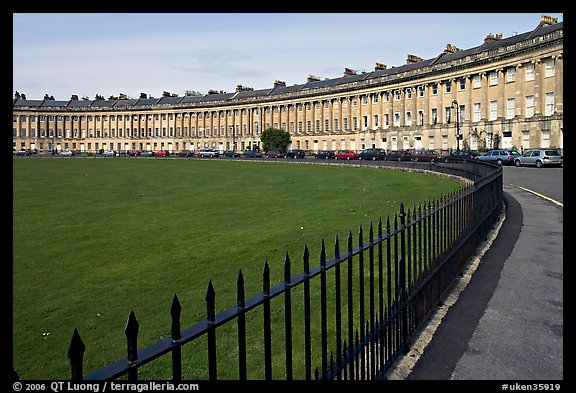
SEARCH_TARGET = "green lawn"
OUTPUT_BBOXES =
[13,157,461,379]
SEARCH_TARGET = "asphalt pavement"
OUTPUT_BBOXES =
[397,181,563,380]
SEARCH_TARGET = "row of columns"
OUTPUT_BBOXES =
[14,56,562,142]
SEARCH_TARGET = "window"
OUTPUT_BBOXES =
[489,101,498,121]
[418,85,425,97]
[394,90,401,100]
[473,103,481,122]
[489,71,498,86]
[545,58,555,77]
[405,111,412,126]
[525,96,534,118]
[383,92,390,102]
[372,94,378,104]
[506,67,516,83]
[334,119,339,131]
[393,112,400,127]
[473,74,481,88]
[459,78,466,91]
[445,107,451,124]
[431,84,438,95]
[362,116,368,129]
[525,63,535,81]
[418,110,424,126]
[383,114,389,128]
[373,115,379,127]
[431,108,437,125]
[545,93,555,116]
[506,98,515,119]
[405,88,412,99]
[352,117,358,130]
[445,81,452,93]
[362,96,368,105]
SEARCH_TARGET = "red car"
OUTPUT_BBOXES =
[154,150,169,157]
[335,150,359,160]
[127,150,140,156]
[264,150,282,158]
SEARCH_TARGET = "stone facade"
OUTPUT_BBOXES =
[12,16,563,155]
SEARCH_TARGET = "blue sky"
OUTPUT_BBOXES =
[13,13,563,101]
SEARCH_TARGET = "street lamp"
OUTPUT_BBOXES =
[451,99,461,152]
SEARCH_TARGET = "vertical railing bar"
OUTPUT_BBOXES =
[347,230,355,380]
[170,294,182,381]
[368,222,375,379]
[386,217,392,365]
[358,225,365,375]
[320,239,328,379]
[399,203,408,354]
[236,270,247,381]
[125,311,139,381]
[334,235,342,381]
[377,218,384,372]
[263,261,272,381]
[206,281,217,381]
[303,246,312,380]
[283,252,293,380]
[355,329,361,380]
[67,328,85,381]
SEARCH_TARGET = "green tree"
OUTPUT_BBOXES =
[260,128,291,153]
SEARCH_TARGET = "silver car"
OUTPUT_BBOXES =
[513,149,563,168]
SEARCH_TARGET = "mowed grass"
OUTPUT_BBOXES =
[13,157,461,379]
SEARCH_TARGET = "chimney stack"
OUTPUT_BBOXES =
[374,63,387,71]
[406,54,423,64]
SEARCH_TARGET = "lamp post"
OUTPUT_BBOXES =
[451,100,461,152]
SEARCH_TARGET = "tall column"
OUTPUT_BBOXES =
[554,54,563,113]
[532,60,541,115]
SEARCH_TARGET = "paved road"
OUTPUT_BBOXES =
[404,166,563,380]
[503,166,563,204]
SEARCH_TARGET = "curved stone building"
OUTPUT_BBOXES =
[13,15,563,155]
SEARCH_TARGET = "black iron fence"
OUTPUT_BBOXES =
[15,159,503,381]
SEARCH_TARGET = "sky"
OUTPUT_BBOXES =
[13,12,564,101]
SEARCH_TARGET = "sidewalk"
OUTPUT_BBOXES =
[396,184,563,380]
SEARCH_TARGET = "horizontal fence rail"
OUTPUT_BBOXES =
[13,159,503,381]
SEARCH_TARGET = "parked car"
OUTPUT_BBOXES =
[154,150,169,157]
[223,150,240,157]
[411,149,441,163]
[284,149,306,158]
[139,150,154,157]
[315,150,335,159]
[386,150,412,161]
[475,149,518,166]
[103,150,116,157]
[128,150,140,157]
[358,148,387,161]
[264,150,283,158]
[442,150,479,162]
[197,149,219,158]
[60,150,75,157]
[15,150,31,156]
[178,150,194,157]
[513,149,563,168]
[335,150,359,160]
[242,150,263,158]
